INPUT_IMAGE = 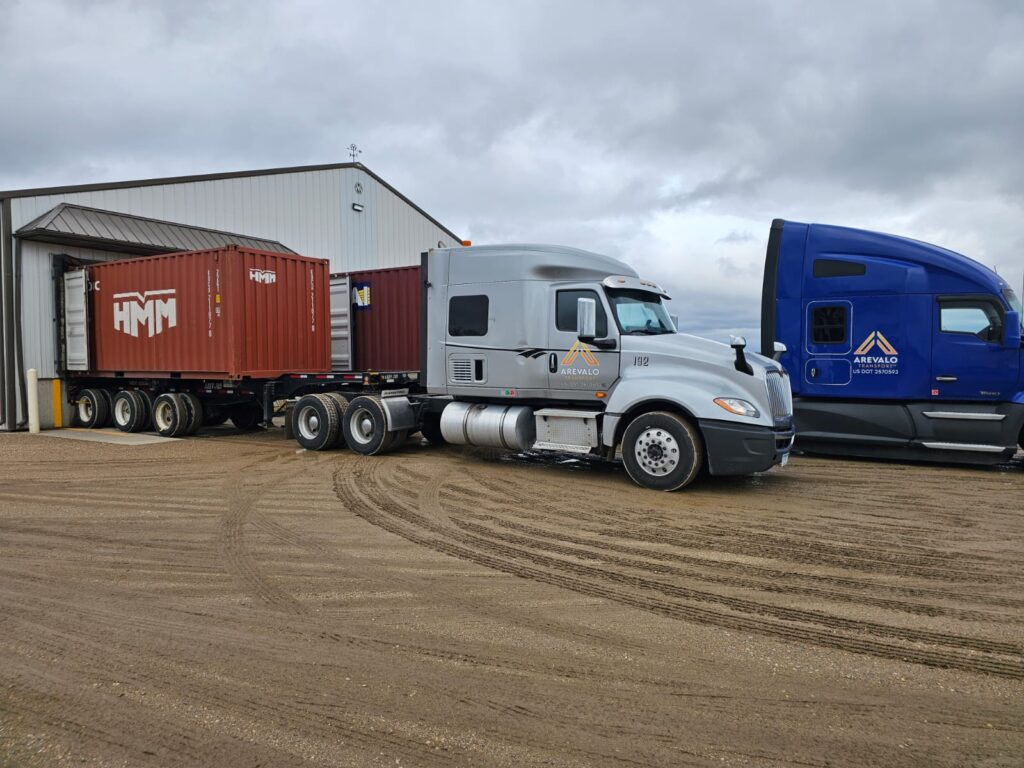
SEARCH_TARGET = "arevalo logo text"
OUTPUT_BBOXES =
[853,331,898,374]
[560,341,601,376]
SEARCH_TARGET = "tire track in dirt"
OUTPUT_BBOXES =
[336,457,1024,679]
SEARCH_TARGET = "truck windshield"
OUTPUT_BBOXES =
[605,289,674,334]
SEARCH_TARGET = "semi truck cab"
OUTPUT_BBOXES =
[418,244,794,490]
[761,219,1024,463]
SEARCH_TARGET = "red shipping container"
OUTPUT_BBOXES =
[86,246,331,378]
[345,265,422,371]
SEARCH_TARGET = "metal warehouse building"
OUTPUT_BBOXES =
[0,162,461,431]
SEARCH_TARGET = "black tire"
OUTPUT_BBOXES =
[74,388,109,428]
[342,395,392,456]
[323,393,350,448]
[383,429,409,452]
[229,403,262,431]
[96,389,114,427]
[419,412,446,445]
[112,390,147,433]
[136,390,156,431]
[180,393,204,436]
[621,411,704,491]
[152,393,189,438]
[202,404,228,426]
[292,394,340,450]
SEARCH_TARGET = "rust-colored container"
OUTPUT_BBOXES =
[87,246,331,378]
[346,265,422,371]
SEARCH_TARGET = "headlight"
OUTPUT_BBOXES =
[713,397,760,418]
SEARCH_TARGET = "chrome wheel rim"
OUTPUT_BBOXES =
[297,405,321,441]
[349,407,375,445]
[634,428,680,476]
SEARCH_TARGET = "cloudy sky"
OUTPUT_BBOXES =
[1,0,1022,340]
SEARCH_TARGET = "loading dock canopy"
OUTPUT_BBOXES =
[16,203,295,255]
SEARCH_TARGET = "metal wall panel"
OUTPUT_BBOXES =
[9,167,455,273]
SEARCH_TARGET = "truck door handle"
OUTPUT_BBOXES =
[549,352,557,373]
[935,375,958,382]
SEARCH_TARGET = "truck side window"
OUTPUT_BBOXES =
[813,259,866,278]
[556,290,608,337]
[448,295,489,336]
[811,305,847,344]
[939,300,1002,342]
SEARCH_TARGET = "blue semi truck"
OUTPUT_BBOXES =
[760,219,1023,464]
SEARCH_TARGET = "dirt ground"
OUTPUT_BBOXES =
[0,429,1021,768]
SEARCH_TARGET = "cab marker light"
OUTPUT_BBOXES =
[714,397,759,418]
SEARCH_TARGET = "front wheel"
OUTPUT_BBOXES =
[621,411,703,491]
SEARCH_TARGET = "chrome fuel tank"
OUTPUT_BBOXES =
[440,402,536,451]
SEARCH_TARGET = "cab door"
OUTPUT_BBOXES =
[932,296,1018,400]
[547,286,619,397]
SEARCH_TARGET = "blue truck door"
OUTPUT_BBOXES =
[932,296,1017,400]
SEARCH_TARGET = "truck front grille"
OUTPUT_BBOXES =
[765,369,793,421]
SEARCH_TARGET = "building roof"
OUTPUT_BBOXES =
[0,161,461,242]
[15,203,295,255]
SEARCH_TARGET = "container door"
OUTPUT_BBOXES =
[932,296,1017,400]
[330,275,351,371]
[63,270,90,371]
[547,285,620,396]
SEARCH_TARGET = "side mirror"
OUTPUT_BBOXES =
[773,341,787,362]
[577,297,597,340]
[1005,311,1022,348]
[669,313,680,331]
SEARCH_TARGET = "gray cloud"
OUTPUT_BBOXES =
[1,0,1022,339]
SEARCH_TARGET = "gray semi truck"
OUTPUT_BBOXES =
[291,244,794,491]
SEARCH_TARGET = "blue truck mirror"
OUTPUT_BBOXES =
[1005,311,1021,348]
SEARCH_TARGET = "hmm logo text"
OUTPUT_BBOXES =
[249,268,277,284]
[113,289,177,338]
[560,340,600,375]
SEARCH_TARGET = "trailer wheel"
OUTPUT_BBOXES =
[112,390,148,433]
[419,412,446,445]
[152,393,189,438]
[323,393,350,448]
[136,390,156,430]
[621,411,703,491]
[229,403,262,431]
[74,388,110,429]
[292,394,340,450]
[96,389,114,427]
[342,395,392,456]
[180,393,204,436]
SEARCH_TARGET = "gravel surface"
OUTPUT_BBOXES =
[0,429,1021,767]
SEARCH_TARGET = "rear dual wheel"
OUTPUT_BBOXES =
[112,390,149,433]
[74,388,110,428]
[292,393,347,451]
[152,393,203,438]
[342,396,408,456]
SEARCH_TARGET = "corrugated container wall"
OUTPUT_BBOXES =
[87,246,330,378]
[344,265,422,372]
